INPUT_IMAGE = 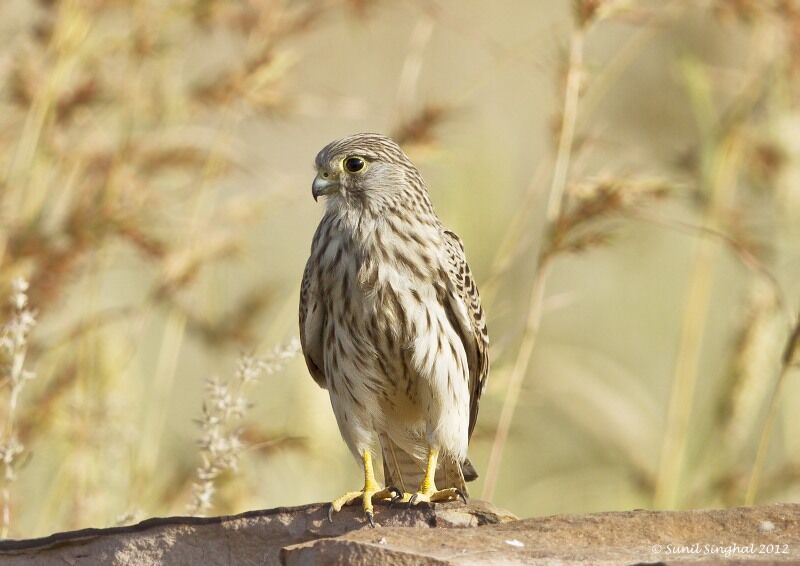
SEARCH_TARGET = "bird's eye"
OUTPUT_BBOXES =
[344,156,365,173]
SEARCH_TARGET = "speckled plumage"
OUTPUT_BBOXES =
[299,133,489,494]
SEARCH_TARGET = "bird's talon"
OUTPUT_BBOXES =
[456,488,468,504]
[385,486,401,507]
[408,486,462,506]
[328,483,398,525]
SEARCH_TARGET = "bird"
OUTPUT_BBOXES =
[299,133,489,527]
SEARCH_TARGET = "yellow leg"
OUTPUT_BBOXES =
[408,447,465,506]
[328,451,398,527]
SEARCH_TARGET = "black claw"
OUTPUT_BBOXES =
[366,511,376,528]
[327,504,335,524]
[456,488,468,504]
[409,493,419,506]
[387,486,402,508]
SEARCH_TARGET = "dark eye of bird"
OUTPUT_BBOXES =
[344,156,365,173]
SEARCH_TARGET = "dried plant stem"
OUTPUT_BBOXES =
[481,162,547,305]
[482,29,584,501]
[483,7,672,305]
[630,211,789,323]
[482,255,553,500]
[136,111,238,491]
[654,137,742,508]
[393,14,435,123]
[187,340,300,516]
[578,1,684,129]
[744,318,800,505]
[136,311,187,482]
[653,232,717,507]
[7,2,83,218]
[0,279,36,538]
[546,32,584,224]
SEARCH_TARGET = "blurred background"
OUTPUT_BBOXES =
[0,0,799,539]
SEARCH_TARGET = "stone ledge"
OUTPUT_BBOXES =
[0,501,797,565]
[281,503,800,565]
[0,500,514,565]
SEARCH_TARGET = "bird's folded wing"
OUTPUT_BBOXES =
[299,260,327,389]
[441,229,490,440]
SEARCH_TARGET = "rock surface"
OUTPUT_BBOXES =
[0,500,513,565]
[0,501,798,565]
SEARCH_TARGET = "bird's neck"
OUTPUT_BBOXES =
[319,205,441,284]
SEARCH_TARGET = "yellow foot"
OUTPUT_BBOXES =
[327,486,400,527]
[408,487,467,506]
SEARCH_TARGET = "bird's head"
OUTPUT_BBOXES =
[311,133,419,207]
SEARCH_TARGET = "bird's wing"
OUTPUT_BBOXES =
[441,229,489,440]
[299,259,327,389]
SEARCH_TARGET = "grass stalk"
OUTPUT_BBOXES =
[653,135,742,508]
[482,29,584,501]
[0,279,36,538]
[393,14,436,124]
[744,316,800,504]
[187,341,299,516]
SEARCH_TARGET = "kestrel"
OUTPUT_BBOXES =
[299,133,489,526]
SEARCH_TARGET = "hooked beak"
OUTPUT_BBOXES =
[312,173,338,202]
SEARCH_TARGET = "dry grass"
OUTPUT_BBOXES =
[0,278,36,537]
[481,0,800,509]
[188,341,300,516]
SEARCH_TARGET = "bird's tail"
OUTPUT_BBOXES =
[379,436,476,497]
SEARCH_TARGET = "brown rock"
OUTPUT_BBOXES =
[282,503,800,565]
[0,501,798,565]
[0,500,514,565]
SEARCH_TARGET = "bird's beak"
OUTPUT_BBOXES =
[312,173,338,202]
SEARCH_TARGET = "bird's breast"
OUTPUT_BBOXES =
[313,217,444,339]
